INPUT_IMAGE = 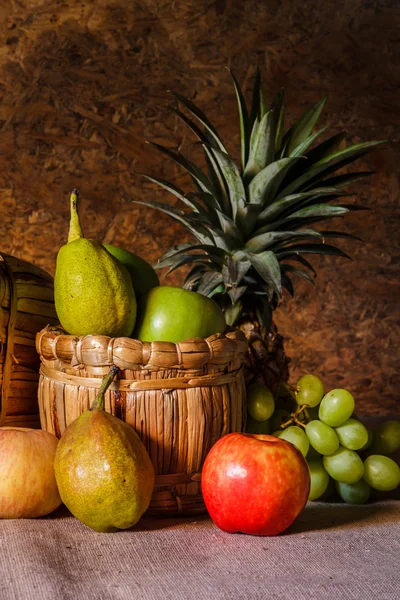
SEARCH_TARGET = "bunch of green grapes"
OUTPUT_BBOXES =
[245,375,400,505]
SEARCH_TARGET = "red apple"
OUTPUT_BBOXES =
[201,433,310,536]
[0,427,62,518]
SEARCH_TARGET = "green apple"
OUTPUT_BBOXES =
[103,244,159,297]
[134,286,226,343]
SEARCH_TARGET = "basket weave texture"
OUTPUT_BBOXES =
[0,253,58,428]
[36,327,248,516]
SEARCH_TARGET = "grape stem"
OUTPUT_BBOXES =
[280,404,308,430]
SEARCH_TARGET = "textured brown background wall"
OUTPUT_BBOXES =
[0,0,398,415]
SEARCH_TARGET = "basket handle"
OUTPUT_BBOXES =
[39,364,242,390]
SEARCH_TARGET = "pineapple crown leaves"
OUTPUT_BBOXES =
[134,69,385,328]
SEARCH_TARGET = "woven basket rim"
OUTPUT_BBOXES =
[36,326,248,371]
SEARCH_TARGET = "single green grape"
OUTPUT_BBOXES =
[370,421,400,455]
[335,480,371,505]
[363,455,400,491]
[360,428,373,451]
[305,420,339,456]
[319,389,355,427]
[323,446,364,484]
[270,409,290,432]
[245,414,270,434]
[334,418,369,451]
[308,461,330,501]
[246,382,275,422]
[278,426,309,457]
[306,444,322,461]
[296,374,325,408]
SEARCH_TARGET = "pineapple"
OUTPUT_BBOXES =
[135,69,382,395]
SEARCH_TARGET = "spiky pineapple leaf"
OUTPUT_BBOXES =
[203,224,237,252]
[275,214,344,232]
[196,271,224,296]
[243,110,276,181]
[170,106,217,151]
[337,204,370,211]
[256,204,349,233]
[156,243,226,268]
[256,187,346,225]
[246,251,282,296]
[203,146,231,216]
[149,142,211,193]
[236,199,261,237]
[183,264,207,289]
[139,173,196,207]
[133,200,211,244]
[205,145,246,219]
[287,204,350,220]
[185,192,221,227]
[172,92,227,152]
[248,117,260,152]
[281,274,294,296]
[250,66,268,124]
[270,89,285,154]
[276,243,351,260]
[245,229,322,253]
[286,254,317,276]
[270,231,325,248]
[158,243,192,260]
[305,131,347,164]
[249,157,300,205]
[222,256,252,287]
[280,263,316,286]
[283,97,327,157]
[322,171,374,189]
[140,173,217,218]
[288,126,328,158]
[279,140,384,198]
[228,286,248,305]
[162,254,212,277]
[225,301,244,326]
[320,230,363,242]
[230,70,250,170]
[215,210,244,244]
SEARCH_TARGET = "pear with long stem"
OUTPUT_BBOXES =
[54,190,137,337]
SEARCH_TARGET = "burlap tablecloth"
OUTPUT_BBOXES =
[0,497,398,600]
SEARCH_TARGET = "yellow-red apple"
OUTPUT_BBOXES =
[0,428,61,518]
[201,433,310,536]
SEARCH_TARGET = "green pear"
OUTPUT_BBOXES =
[54,366,155,532]
[54,190,137,337]
[103,244,159,297]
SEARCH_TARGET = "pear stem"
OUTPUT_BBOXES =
[68,189,84,243]
[90,365,119,411]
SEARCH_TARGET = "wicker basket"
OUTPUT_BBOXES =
[0,253,58,428]
[36,327,248,516]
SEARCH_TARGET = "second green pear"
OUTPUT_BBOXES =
[103,244,159,297]
[54,190,137,337]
